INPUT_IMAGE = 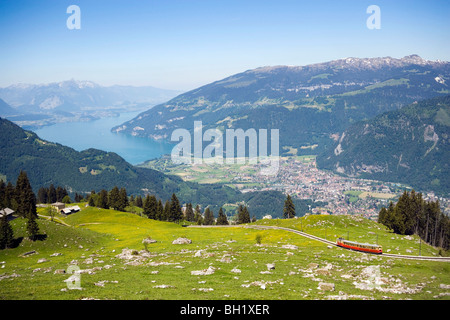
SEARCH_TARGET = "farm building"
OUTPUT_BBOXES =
[52,202,65,211]
[60,205,80,215]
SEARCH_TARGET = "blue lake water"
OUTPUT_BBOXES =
[34,112,173,165]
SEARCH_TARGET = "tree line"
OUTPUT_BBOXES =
[378,190,449,250]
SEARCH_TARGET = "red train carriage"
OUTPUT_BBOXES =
[336,238,382,254]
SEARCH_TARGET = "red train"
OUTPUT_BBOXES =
[336,237,382,254]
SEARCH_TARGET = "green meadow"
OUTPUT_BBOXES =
[0,206,449,300]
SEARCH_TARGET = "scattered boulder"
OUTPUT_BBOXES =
[172,237,192,245]
[153,284,175,289]
[308,263,319,269]
[191,266,216,276]
[266,263,275,270]
[192,287,214,292]
[318,282,335,291]
[316,268,331,276]
[37,258,49,264]
[281,244,298,250]
[231,267,241,274]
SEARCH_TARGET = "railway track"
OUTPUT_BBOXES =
[245,225,450,262]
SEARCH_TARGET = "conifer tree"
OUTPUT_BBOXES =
[48,184,57,204]
[26,204,40,241]
[169,193,182,222]
[135,195,143,208]
[216,207,229,225]
[119,188,128,211]
[203,207,214,225]
[37,187,48,204]
[156,199,164,220]
[283,194,295,219]
[242,206,250,223]
[15,171,37,218]
[0,212,14,249]
[194,205,203,225]
[88,194,96,207]
[108,186,121,210]
[96,189,109,209]
[185,203,195,222]
[143,195,157,219]
[163,200,170,221]
[236,205,250,224]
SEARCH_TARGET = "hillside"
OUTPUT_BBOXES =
[112,55,450,155]
[317,95,450,196]
[0,209,448,300]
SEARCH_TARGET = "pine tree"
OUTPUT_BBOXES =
[156,199,164,220]
[135,195,143,208]
[48,184,57,204]
[242,206,250,223]
[0,212,15,249]
[378,207,388,226]
[163,200,170,221]
[185,203,195,222]
[96,189,109,209]
[169,193,182,222]
[88,194,96,207]
[216,207,229,225]
[194,205,203,225]
[26,204,40,241]
[203,207,214,225]
[108,186,120,210]
[236,205,244,224]
[37,187,48,204]
[119,188,128,211]
[15,171,37,218]
[283,194,295,219]
[55,186,68,203]
[143,195,157,219]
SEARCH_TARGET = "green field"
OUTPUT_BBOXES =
[0,206,449,300]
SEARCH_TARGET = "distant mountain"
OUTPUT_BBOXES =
[112,55,449,155]
[0,80,182,111]
[0,80,182,129]
[0,98,17,116]
[317,95,450,196]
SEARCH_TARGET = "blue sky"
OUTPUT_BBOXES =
[0,0,449,90]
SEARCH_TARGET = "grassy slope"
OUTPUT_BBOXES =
[0,206,449,300]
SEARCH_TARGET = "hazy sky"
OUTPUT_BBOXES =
[1,0,449,91]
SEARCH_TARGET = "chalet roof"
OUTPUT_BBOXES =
[0,207,14,217]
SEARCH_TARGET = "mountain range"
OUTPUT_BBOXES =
[0,80,182,129]
[112,55,450,155]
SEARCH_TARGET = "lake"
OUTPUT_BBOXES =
[34,111,174,165]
